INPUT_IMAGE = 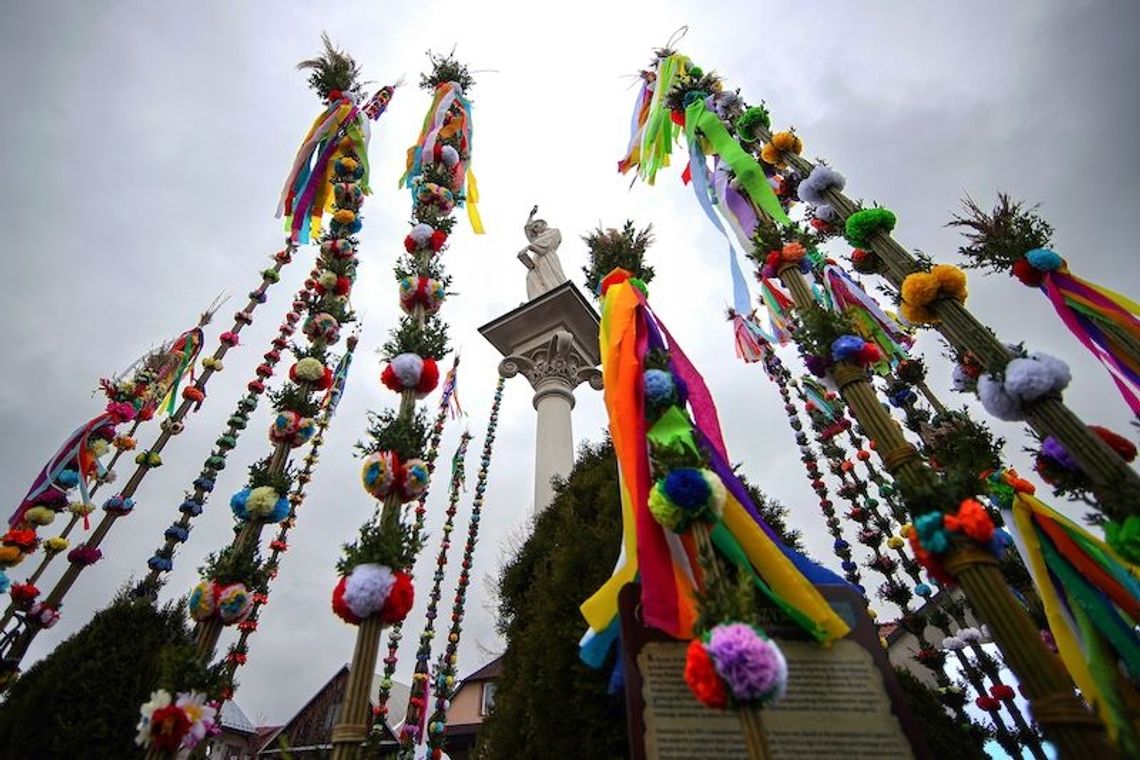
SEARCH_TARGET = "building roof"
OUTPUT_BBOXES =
[217,700,257,735]
[459,655,503,684]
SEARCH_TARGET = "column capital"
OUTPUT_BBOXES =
[498,329,603,394]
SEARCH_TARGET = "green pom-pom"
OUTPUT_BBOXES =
[688,65,703,79]
[648,483,683,531]
[845,208,897,248]
[736,106,771,142]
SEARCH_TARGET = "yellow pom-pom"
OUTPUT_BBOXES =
[868,608,878,620]
[900,272,939,308]
[89,439,109,458]
[931,264,968,302]
[900,301,938,325]
[317,270,338,289]
[68,502,95,516]
[44,537,69,553]
[333,209,356,224]
[22,507,56,526]
[886,535,905,550]
[900,523,913,537]
[339,157,359,173]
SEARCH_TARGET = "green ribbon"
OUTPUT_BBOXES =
[646,404,700,457]
[711,522,828,642]
[684,99,791,226]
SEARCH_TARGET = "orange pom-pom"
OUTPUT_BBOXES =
[780,242,806,262]
[901,272,940,308]
[899,300,938,325]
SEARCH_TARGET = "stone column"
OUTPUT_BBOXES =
[500,330,602,512]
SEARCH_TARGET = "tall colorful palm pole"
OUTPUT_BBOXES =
[328,53,482,760]
[220,333,360,690]
[373,357,462,724]
[0,311,215,634]
[421,378,505,760]
[618,48,1117,756]
[137,272,321,596]
[393,429,473,753]
[754,124,1139,522]
[1,248,295,669]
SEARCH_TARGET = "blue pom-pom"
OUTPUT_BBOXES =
[661,468,711,510]
[165,525,190,542]
[1026,248,1063,272]
[643,369,676,407]
[57,469,80,488]
[147,555,173,572]
[841,560,857,572]
[179,499,203,516]
[194,477,215,493]
[230,488,251,520]
[834,539,850,551]
[0,571,10,594]
[830,335,866,362]
[268,497,291,523]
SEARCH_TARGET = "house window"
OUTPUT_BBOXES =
[480,681,497,716]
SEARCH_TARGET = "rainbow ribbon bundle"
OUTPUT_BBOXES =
[9,414,113,528]
[732,312,772,364]
[579,274,849,666]
[1038,265,1140,417]
[999,471,1140,751]
[822,264,912,369]
[277,89,380,244]
[759,278,794,345]
[400,81,483,234]
[154,325,205,415]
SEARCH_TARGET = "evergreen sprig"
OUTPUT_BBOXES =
[581,221,656,296]
[269,382,321,419]
[382,314,450,359]
[337,517,420,574]
[198,542,269,589]
[420,50,475,92]
[296,33,365,100]
[792,304,855,362]
[355,408,429,460]
[247,456,295,495]
[947,193,1054,274]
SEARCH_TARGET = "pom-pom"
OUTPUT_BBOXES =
[662,468,712,510]
[43,537,69,554]
[409,223,433,245]
[991,684,1016,701]
[384,353,424,390]
[215,583,254,625]
[1004,354,1070,404]
[429,229,448,251]
[331,575,360,624]
[303,312,341,344]
[21,506,56,526]
[643,369,677,408]
[706,623,787,704]
[400,459,430,501]
[9,582,39,606]
[343,563,396,620]
[830,335,866,362]
[798,166,845,206]
[67,545,103,566]
[379,570,415,623]
[942,635,965,650]
[930,264,968,301]
[944,498,995,543]
[362,451,401,499]
[1026,248,1063,272]
[760,131,803,167]
[900,272,940,308]
[188,581,216,622]
[844,208,896,248]
[735,106,771,140]
[684,639,727,708]
[978,374,1024,421]
[1011,258,1045,287]
[292,357,326,382]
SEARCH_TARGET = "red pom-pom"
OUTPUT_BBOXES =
[336,276,352,297]
[315,366,335,392]
[944,498,995,543]
[404,235,417,253]
[990,684,1015,701]
[683,639,727,708]
[975,695,1001,712]
[182,387,205,403]
[331,576,361,625]
[855,343,882,365]
[1091,425,1138,462]
[380,365,401,393]
[908,532,954,586]
[10,583,40,606]
[765,251,782,270]
[379,571,415,623]
[416,358,440,394]
[1011,258,1045,287]
[429,229,448,252]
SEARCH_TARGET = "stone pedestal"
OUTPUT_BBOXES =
[479,281,602,512]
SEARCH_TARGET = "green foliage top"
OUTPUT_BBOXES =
[337,516,420,574]
[420,50,475,93]
[296,33,364,101]
[582,221,656,297]
[948,193,1054,274]
[355,407,429,461]
[382,314,450,360]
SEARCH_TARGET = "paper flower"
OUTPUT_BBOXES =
[706,623,787,704]
[381,353,440,398]
[684,639,727,708]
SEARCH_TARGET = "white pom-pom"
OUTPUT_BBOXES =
[950,365,971,392]
[410,224,433,244]
[958,626,983,642]
[1028,351,1071,394]
[941,636,965,650]
[978,374,1025,421]
[814,203,837,222]
[1003,357,1057,403]
[343,563,396,619]
[980,624,991,639]
[440,145,460,168]
[798,165,846,205]
[391,353,424,387]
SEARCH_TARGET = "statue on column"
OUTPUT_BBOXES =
[517,205,568,300]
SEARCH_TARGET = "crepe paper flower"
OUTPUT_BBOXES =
[381,354,440,398]
[844,208,897,248]
[706,623,787,704]
[760,131,803,168]
[67,545,103,566]
[684,639,728,708]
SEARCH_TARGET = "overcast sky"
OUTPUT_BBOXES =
[1,0,1138,731]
